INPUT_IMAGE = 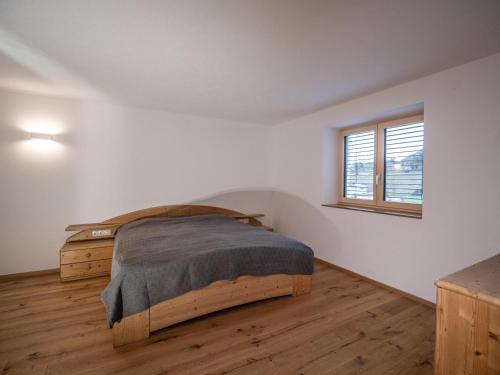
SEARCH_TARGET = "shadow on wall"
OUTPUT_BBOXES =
[191,189,275,226]
[193,188,340,261]
[270,189,340,262]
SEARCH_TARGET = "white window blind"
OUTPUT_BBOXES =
[344,130,375,200]
[384,122,424,204]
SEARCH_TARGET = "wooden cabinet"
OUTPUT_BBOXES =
[60,239,113,281]
[435,254,500,374]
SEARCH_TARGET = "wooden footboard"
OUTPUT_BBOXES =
[112,274,311,347]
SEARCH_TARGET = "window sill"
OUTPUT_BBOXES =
[322,203,422,219]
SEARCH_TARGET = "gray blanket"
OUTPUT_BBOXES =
[101,215,314,327]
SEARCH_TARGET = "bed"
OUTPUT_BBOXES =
[63,205,314,347]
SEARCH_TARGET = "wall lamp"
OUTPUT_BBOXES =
[29,132,56,142]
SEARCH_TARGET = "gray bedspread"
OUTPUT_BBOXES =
[101,214,314,327]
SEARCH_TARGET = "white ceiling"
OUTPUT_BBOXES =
[0,0,499,124]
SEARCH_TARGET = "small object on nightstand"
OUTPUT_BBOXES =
[259,225,273,232]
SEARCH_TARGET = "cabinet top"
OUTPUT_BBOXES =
[436,253,500,306]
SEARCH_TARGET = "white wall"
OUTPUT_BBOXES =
[0,91,271,274]
[271,53,500,302]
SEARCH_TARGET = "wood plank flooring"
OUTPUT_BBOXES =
[0,262,435,374]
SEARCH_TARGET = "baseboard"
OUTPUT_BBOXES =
[315,257,435,309]
[0,268,59,281]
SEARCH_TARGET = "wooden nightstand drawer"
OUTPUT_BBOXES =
[60,259,112,280]
[60,244,113,264]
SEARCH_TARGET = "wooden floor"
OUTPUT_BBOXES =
[0,262,435,375]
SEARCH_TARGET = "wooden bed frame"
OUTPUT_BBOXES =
[64,205,312,347]
[113,274,311,347]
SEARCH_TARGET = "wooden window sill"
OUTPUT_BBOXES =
[322,203,422,219]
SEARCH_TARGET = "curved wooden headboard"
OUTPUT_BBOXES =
[65,205,264,243]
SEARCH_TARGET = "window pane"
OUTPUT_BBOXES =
[384,122,424,204]
[344,130,375,200]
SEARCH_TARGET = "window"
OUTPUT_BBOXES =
[338,114,424,213]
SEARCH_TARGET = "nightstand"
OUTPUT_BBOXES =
[59,239,114,281]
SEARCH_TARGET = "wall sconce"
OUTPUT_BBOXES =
[16,119,64,157]
[24,131,61,155]
[29,132,56,142]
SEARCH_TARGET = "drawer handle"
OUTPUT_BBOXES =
[86,252,92,258]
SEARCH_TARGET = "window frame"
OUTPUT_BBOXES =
[338,114,424,214]
[338,124,378,207]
